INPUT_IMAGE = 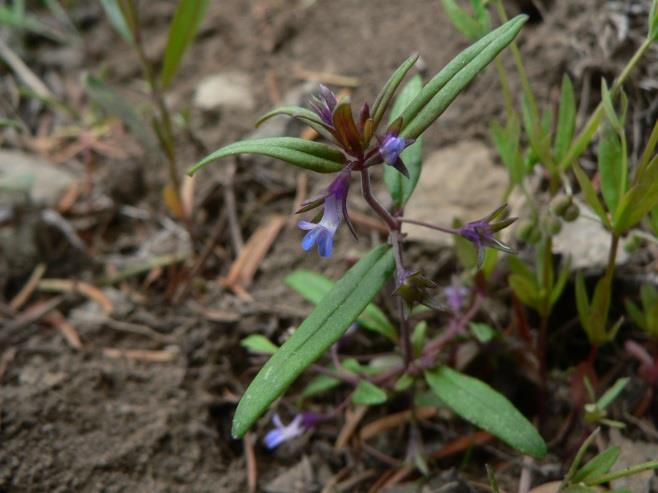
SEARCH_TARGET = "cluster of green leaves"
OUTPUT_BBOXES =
[583,377,629,428]
[557,428,658,493]
[508,241,570,319]
[574,90,658,346]
[208,15,551,459]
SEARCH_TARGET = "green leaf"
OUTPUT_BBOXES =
[598,122,625,215]
[188,137,346,175]
[509,274,540,311]
[160,0,209,88]
[554,75,576,163]
[575,272,592,341]
[370,53,419,131]
[241,334,278,354]
[100,0,134,44]
[400,15,528,140]
[411,321,428,356]
[284,270,397,341]
[83,74,158,153]
[301,374,341,398]
[596,378,629,410]
[231,245,395,438]
[469,322,495,343]
[573,163,611,228]
[613,156,658,234]
[352,381,388,405]
[255,105,333,136]
[441,0,482,40]
[650,0,658,40]
[491,116,524,184]
[385,74,424,208]
[572,446,620,483]
[425,366,547,458]
[625,299,645,331]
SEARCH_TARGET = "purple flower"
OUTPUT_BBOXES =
[458,204,517,269]
[298,171,354,257]
[263,414,305,449]
[309,85,337,126]
[263,412,322,449]
[443,278,468,313]
[377,118,414,178]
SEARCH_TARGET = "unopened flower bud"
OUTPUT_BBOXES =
[563,203,579,222]
[550,195,573,217]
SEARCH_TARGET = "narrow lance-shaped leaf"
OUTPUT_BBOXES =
[188,137,346,175]
[572,446,620,483]
[384,74,423,208]
[400,15,528,140]
[573,163,611,229]
[441,0,482,40]
[255,106,334,137]
[613,155,658,234]
[352,381,387,405]
[554,74,575,163]
[160,0,209,88]
[241,335,279,354]
[83,74,158,153]
[425,366,547,458]
[284,270,397,341]
[232,245,395,438]
[100,0,134,43]
[370,53,419,131]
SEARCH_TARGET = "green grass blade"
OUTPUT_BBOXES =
[160,0,209,88]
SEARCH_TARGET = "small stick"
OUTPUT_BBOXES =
[244,432,258,493]
[10,263,46,311]
[334,405,368,450]
[44,310,82,349]
[293,67,360,87]
[102,347,179,363]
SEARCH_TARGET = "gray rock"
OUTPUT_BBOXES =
[263,455,315,493]
[193,71,255,111]
[552,202,628,269]
[0,150,77,206]
[402,140,508,245]
[609,428,658,493]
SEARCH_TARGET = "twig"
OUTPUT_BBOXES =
[244,432,258,493]
[0,36,54,99]
[10,263,46,311]
[334,405,368,450]
[225,159,244,254]
[293,67,360,87]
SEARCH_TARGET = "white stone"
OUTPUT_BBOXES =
[193,71,255,111]
[0,150,76,206]
[552,202,628,269]
[402,140,508,245]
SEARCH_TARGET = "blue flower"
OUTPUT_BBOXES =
[298,171,353,257]
[263,414,305,449]
[377,118,413,177]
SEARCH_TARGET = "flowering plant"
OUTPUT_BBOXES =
[189,14,549,458]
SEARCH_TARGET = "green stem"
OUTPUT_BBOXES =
[559,36,655,171]
[585,461,658,486]
[560,427,600,487]
[132,15,182,209]
[493,0,539,122]
[494,57,514,121]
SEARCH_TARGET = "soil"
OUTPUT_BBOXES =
[1,1,657,492]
